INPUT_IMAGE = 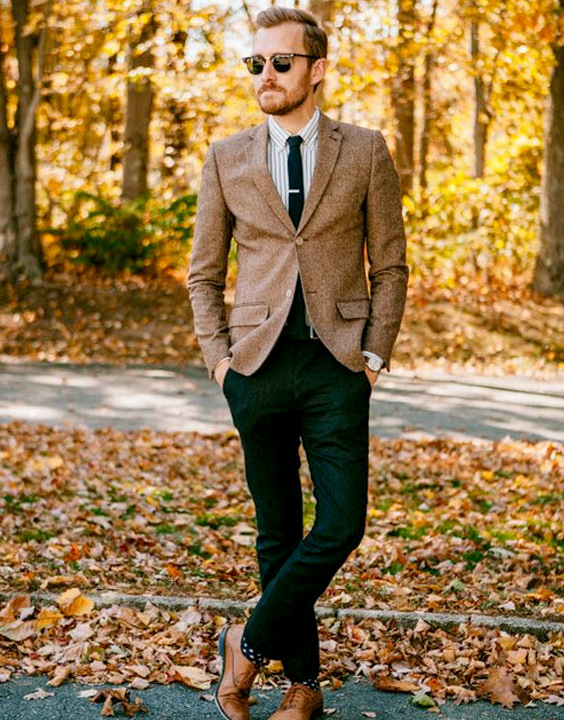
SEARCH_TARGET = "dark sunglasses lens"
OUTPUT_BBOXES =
[272,56,292,73]
[246,57,265,74]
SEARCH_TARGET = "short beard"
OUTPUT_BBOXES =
[257,72,312,116]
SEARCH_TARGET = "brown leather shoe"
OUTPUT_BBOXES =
[269,684,324,719]
[215,624,258,720]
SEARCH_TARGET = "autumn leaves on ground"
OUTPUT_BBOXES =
[1,270,563,373]
[1,271,564,712]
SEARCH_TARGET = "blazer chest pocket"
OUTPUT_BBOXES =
[336,299,370,320]
[229,303,269,327]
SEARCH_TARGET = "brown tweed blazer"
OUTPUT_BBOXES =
[188,111,408,378]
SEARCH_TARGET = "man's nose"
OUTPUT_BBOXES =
[261,59,276,80]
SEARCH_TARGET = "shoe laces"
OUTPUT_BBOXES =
[281,684,312,709]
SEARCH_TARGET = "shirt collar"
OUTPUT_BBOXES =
[268,108,320,153]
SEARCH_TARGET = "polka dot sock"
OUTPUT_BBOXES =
[291,677,320,691]
[240,637,319,691]
[241,636,267,667]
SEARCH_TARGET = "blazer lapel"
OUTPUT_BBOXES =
[245,113,343,235]
[298,112,342,232]
[246,122,296,234]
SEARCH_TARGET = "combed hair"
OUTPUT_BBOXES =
[255,7,328,61]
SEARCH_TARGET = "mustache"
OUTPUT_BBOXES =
[258,84,282,94]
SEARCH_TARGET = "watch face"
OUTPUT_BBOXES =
[367,357,383,372]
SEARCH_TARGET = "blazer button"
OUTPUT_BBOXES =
[286,289,293,297]
[295,236,304,245]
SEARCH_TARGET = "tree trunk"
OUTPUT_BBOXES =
[108,53,122,173]
[11,0,48,280]
[419,0,439,208]
[393,0,416,198]
[471,18,490,179]
[0,43,17,273]
[533,37,564,298]
[308,0,334,109]
[122,10,155,202]
[308,1,334,31]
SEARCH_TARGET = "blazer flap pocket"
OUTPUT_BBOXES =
[337,299,370,320]
[229,304,269,327]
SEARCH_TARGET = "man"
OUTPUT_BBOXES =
[188,7,408,720]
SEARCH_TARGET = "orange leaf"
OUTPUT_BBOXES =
[166,564,183,579]
[0,594,32,623]
[64,544,83,562]
[374,675,420,693]
[35,608,64,630]
[56,588,94,616]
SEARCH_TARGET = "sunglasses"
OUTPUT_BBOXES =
[242,53,319,75]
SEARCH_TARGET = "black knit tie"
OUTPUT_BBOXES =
[283,135,311,339]
[287,135,304,229]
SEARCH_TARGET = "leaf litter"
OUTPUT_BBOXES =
[0,272,562,374]
[0,422,563,709]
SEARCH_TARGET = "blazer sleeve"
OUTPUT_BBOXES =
[363,130,409,370]
[188,144,234,378]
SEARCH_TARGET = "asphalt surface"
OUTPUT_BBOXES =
[3,675,564,720]
[0,360,563,441]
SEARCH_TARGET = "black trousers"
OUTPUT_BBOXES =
[222,337,371,680]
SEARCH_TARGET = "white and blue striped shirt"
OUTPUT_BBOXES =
[267,108,320,210]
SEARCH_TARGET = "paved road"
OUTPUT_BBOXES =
[0,360,562,441]
[2,674,564,720]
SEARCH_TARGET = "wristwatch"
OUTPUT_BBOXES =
[364,355,385,373]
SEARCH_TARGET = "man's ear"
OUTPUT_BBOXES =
[310,57,328,88]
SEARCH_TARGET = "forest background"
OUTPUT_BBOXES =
[1,0,564,375]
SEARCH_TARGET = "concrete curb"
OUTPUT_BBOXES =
[2,590,563,639]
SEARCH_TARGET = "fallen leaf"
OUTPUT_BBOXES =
[174,607,202,629]
[477,667,520,708]
[102,695,115,716]
[497,637,517,651]
[23,687,55,700]
[374,675,420,693]
[91,688,130,704]
[411,692,437,708]
[121,697,148,717]
[35,607,64,630]
[47,666,71,687]
[507,649,528,665]
[68,621,94,641]
[414,619,430,633]
[166,564,183,579]
[46,455,64,470]
[0,594,32,622]
[130,678,150,690]
[0,619,37,640]
[40,576,83,589]
[172,665,213,690]
[56,588,94,616]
